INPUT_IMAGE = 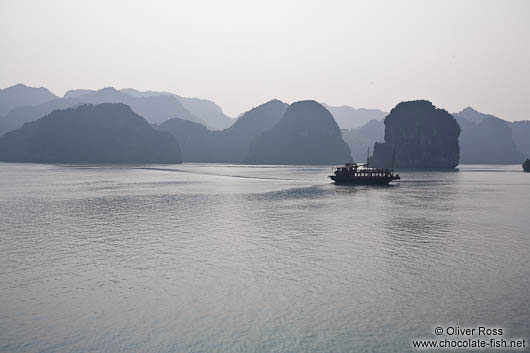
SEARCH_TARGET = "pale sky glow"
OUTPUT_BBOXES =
[1,0,529,120]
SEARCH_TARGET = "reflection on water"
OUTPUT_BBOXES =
[0,163,529,353]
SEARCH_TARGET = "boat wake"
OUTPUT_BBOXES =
[136,167,311,182]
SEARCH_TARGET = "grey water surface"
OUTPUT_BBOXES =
[1,163,529,353]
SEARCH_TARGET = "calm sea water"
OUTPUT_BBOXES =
[1,163,529,353]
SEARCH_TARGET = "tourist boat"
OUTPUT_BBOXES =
[329,162,400,185]
[329,149,400,185]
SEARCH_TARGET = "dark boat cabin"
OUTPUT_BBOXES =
[329,163,400,185]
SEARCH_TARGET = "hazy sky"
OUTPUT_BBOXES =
[1,0,529,120]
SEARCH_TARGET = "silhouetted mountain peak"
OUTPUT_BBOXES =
[245,100,351,164]
[99,87,119,93]
[64,89,95,98]
[64,87,122,99]
[462,107,477,114]
[87,87,124,100]
[265,99,283,105]
[393,99,433,111]
[241,99,286,114]
[280,100,339,127]
[454,106,502,125]
[5,83,50,91]
[0,84,57,116]
[0,103,181,163]
[229,99,288,134]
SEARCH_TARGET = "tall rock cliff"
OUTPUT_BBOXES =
[371,100,460,169]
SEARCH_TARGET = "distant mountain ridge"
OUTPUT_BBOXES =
[0,84,57,116]
[342,119,385,163]
[2,82,529,165]
[323,104,387,130]
[0,87,207,135]
[454,107,488,124]
[453,107,526,164]
[159,100,351,164]
[0,103,181,163]
[158,99,288,162]
[121,88,234,130]
[62,87,234,130]
[63,89,95,98]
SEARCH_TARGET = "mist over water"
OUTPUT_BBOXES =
[1,163,529,352]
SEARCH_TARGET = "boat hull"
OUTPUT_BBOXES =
[329,175,398,185]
